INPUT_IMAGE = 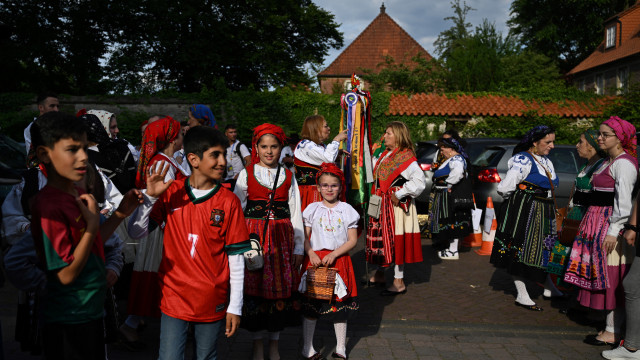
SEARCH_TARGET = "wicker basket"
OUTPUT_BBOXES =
[305,266,337,300]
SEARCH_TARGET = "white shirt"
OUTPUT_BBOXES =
[225,140,250,180]
[497,153,557,198]
[439,155,466,187]
[303,201,359,251]
[373,152,427,200]
[233,164,305,255]
[172,149,191,176]
[294,139,340,165]
[150,153,188,182]
[279,145,294,168]
[592,155,638,237]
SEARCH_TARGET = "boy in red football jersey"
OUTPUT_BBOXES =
[129,126,248,360]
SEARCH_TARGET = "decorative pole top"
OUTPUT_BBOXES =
[380,2,386,13]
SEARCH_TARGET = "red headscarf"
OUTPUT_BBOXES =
[316,162,346,200]
[136,116,181,188]
[251,123,287,165]
[603,116,637,158]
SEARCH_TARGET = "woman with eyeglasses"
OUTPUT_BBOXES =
[366,121,426,295]
[294,115,347,212]
[490,125,562,311]
[564,117,638,346]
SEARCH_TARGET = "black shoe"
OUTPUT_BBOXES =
[514,301,543,311]
[380,289,407,296]
[583,334,615,346]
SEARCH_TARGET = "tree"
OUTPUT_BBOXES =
[0,0,110,94]
[433,0,474,59]
[359,54,445,93]
[508,0,635,74]
[105,0,343,93]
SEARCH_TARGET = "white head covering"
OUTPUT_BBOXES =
[87,110,115,137]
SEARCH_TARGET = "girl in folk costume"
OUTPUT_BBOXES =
[564,117,638,345]
[428,137,473,260]
[299,163,359,360]
[294,115,347,211]
[366,122,426,296]
[233,123,304,360]
[121,116,186,342]
[490,125,565,312]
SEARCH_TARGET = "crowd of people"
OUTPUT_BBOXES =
[1,92,640,360]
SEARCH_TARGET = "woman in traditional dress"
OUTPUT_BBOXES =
[294,115,347,212]
[120,116,186,342]
[546,130,606,289]
[234,124,304,360]
[564,117,637,345]
[428,137,472,260]
[490,125,561,311]
[366,121,426,295]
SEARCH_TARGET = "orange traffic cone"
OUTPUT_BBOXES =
[463,195,482,248]
[476,197,497,255]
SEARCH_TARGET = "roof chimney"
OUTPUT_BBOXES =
[380,2,386,13]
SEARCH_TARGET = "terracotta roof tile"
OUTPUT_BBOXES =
[318,9,432,77]
[388,93,611,118]
[568,3,640,75]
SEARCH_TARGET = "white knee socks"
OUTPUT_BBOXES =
[514,276,535,306]
[334,321,347,357]
[394,264,404,279]
[605,309,626,334]
[302,318,317,357]
[449,238,459,253]
[542,274,563,297]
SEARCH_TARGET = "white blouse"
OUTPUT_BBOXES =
[592,155,638,237]
[303,201,359,251]
[233,164,305,255]
[497,153,557,198]
[439,155,466,187]
[373,152,427,200]
[294,139,340,166]
[149,152,188,182]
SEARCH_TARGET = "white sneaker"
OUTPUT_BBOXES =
[439,250,459,260]
[602,346,640,359]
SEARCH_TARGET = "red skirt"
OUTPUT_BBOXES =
[244,218,296,299]
[302,249,357,301]
[299,184,321,212]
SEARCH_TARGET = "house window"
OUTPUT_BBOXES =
[618,67,629,94]
[595,74,604,95]
[606,25,616,48]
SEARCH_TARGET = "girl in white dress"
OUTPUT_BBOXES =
[299,163,359,360]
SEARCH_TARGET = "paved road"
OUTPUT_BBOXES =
[1,235,610,359]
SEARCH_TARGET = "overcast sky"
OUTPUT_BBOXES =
[313,0,512,70]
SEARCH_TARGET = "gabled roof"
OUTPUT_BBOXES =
[568,3,640,75]
[318,5,432,77]
[388,93,611,118]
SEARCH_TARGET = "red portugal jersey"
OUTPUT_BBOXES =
[150,178,249,322]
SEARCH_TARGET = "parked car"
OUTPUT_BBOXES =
[414,138,520,213]
[0,134,27,205]
[470,144,580,211]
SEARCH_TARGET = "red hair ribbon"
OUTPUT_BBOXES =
[251,123,287,164]
[316,162,346,200]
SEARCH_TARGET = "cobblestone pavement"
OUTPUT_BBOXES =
[1,236,611,359]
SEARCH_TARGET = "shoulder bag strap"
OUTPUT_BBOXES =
[262,164,281,242]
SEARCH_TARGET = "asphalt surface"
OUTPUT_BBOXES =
[0,233,612,359]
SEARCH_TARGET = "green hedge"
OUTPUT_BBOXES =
[2,89,633,148]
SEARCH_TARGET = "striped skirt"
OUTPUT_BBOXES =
[428,187,472,248]
[490,188,555,283]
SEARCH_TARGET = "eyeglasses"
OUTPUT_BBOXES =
[598,132,616,139]
[319,184,340,190]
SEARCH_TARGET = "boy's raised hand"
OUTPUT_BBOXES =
[114,189,144,219]
[76,193,100,233]
[146,161,173,198]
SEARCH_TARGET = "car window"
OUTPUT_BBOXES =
[472,147,505,167]
[466,143,494,163]
[415,144,438,164]
[0,135,27,169]
[548,148,579,173]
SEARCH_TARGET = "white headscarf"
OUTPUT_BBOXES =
[87,110,115,137]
